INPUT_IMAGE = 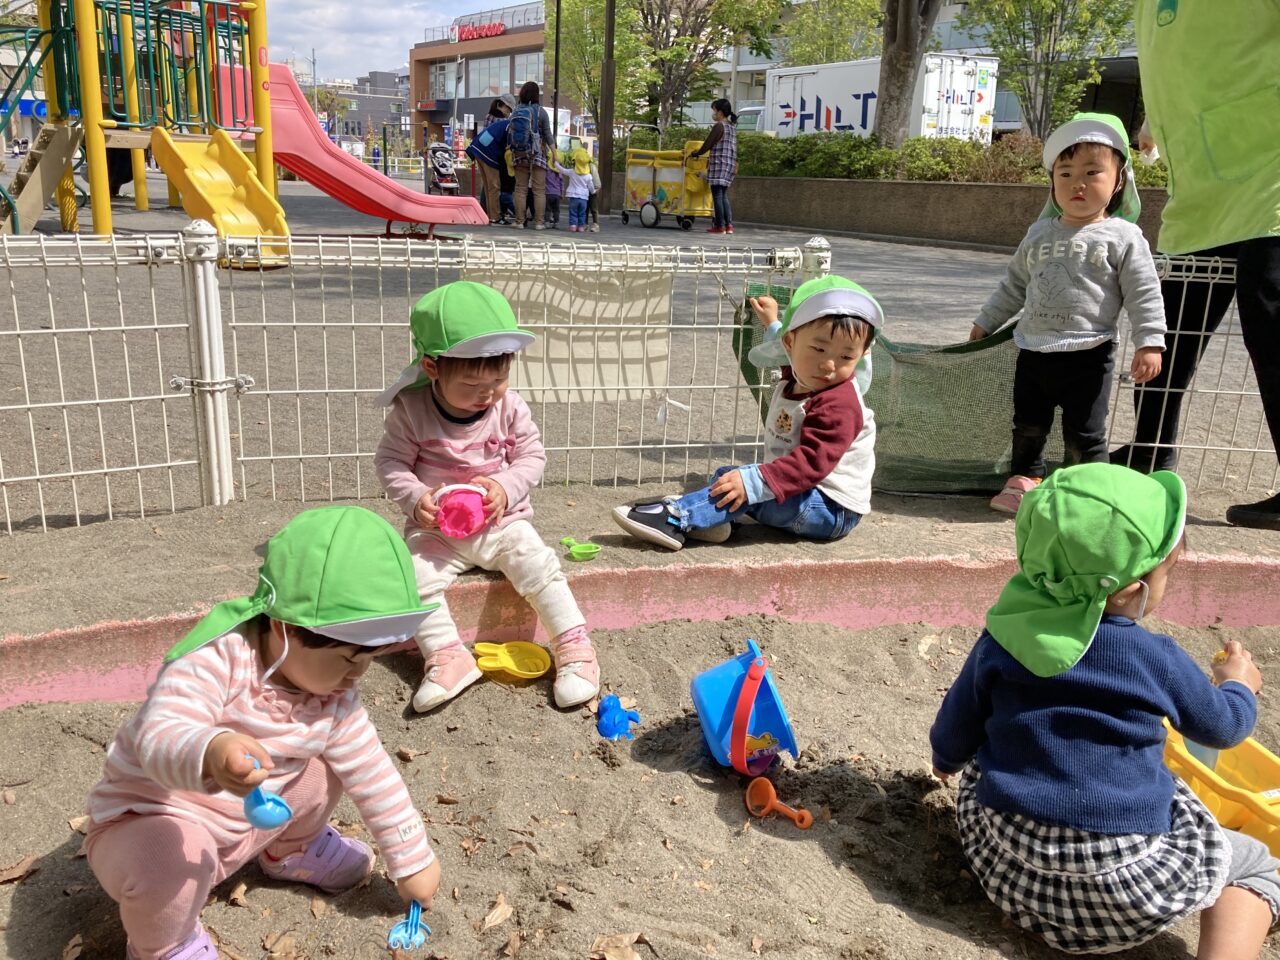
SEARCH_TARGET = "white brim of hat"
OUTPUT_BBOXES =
[309,607,438,647]
[788,287,884,332]
[1043,119,1129,171]
[442,330,536,358]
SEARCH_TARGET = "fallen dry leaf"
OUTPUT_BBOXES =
[67,815,89,834]
[309,896,326,919]
[618,695,638,711]
[0,854,38,884]
[503,930,524,956]
[589,931,652,960]
[2,788,14,805]
[261,928,303,959]
[482,892,514,932]
[694,879,712,891]
[452,886,461,901]
[435,793,459,805]
[396,746,423,762]
[60,934,83,960]
[661,837,674,851]
[504,841,537,858]
[751,936,763,954]
[228,881,250,907]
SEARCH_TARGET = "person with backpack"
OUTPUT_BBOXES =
[508,81,555,230]
[467,94,517,224]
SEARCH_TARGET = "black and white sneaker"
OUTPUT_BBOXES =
[612,501,686,550]
[1226,493,1280,531]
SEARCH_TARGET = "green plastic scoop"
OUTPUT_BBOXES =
[560,536,601,561]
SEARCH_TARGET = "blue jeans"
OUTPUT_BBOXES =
[568,196,587,228]
[668,465,860,541]
[711,184,732,228]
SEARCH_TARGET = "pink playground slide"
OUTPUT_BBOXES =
[263,64,486,230]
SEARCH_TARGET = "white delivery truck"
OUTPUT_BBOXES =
[763,54,999,141]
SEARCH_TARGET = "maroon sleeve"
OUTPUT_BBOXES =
[758,381,863,503]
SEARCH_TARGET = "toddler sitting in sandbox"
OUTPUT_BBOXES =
[613,275,880,550]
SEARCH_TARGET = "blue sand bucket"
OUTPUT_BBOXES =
[690,639,798,776]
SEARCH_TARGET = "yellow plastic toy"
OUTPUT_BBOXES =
[1164,721,1280,857]
[473,641,552,679]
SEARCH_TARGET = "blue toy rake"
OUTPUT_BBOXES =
[387,899,431,951]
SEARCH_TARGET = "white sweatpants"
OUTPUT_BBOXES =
[409,519,585,655]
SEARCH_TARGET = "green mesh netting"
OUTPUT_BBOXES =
[738,284,1065,495]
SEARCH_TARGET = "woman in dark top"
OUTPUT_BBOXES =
[690,98,738,234]
[510,81,555,230]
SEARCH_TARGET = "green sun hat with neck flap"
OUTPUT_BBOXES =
[985,462,1186,678]
[165,506,438,662]
[375,281,536,406]
[1039,111,1141,224]
[747,275,884,392]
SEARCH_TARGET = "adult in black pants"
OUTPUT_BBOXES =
[1116,2,1280,530]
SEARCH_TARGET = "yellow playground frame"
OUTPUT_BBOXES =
[3,0,280,238]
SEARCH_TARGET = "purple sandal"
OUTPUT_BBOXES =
[260,825,374,894]
[128,926,216,960]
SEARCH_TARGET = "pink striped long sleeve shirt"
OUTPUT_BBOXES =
[87,626,433,880]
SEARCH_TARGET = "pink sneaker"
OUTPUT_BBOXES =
[128,926,216,960]
[552,627,600,708]
[260,825,374,894]
[413,644,482,712]
[990,475,1041,515]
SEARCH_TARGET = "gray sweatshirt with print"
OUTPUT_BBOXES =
[974,218,1166,353]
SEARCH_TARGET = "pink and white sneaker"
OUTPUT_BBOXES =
[552,627,600,708]
[990,475,1041,515]
[128,926,216,960]
[413,644,482,712]
[260,825,374,894]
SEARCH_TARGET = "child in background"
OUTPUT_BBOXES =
[613,275,878,550]
[375,282,600,712]
[586,154,601,232]
[86,507,441,960]
[971,113,1166,514]
[551,147,595,233]
[931,463,1278,957]
[543,165,563,228]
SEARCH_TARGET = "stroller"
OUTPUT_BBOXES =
[427,142,459,195]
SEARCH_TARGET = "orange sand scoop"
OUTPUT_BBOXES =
[1212,650,1229,665]
[745,777,813,830]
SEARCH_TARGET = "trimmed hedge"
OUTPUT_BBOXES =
[613,129,1170,188]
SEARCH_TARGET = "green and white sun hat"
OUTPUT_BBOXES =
[985,462,1186,678]
[1039,111,1141,224]
[747,275,884,392]
[374,281,536,406]
[165,506,438,662]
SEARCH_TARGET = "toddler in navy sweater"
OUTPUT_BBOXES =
[930,463,1276,958]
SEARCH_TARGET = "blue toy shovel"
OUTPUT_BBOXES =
[387,900,431,951]
[242,756,293,830]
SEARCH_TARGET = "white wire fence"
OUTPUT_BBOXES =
[0,224,1274,534]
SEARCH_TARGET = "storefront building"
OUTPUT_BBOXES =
[409,2,549,149]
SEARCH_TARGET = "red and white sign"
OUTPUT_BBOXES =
[449,22,506,42]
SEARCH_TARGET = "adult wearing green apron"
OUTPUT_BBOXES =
[1113,0,1280,530]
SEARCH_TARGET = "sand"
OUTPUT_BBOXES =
[2,614,1278,960]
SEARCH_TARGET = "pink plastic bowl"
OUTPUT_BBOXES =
[436,487,488,538]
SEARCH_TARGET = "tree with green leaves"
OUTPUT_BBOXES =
[313,87,349,131]
[957,0,1133,140]
[547,0,650,125]
[780,0,882,68]
[873,0,945,149]
[635,0,784,128]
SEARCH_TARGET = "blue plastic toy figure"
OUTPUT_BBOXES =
[387,899,431,951]
[596,694,641,740]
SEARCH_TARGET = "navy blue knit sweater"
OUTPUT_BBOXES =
[930,615,1257,834]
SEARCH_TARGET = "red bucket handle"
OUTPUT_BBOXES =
[730,656,768,776]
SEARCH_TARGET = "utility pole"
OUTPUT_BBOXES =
[311,47,318,113]
[598,0,616,213]
[551,0,562,148]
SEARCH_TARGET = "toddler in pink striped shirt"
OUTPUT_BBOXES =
[85,507,442,960]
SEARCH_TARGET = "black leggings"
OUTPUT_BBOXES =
[1011,342,1116,478]
[1122,237,1280,469]
[586,192,599,224]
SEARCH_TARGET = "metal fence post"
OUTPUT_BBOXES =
[801,236,832,281]
[181,220,236,506]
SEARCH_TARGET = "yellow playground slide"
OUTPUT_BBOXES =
[151,128,289,244]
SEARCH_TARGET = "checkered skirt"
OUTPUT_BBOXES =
[956,766,1230,954]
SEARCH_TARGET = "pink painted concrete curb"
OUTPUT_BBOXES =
[3,555,1279,709]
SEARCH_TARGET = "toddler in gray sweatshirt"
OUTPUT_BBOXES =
[970,112,1167,515]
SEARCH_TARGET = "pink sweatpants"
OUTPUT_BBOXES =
[86,758,342,960]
